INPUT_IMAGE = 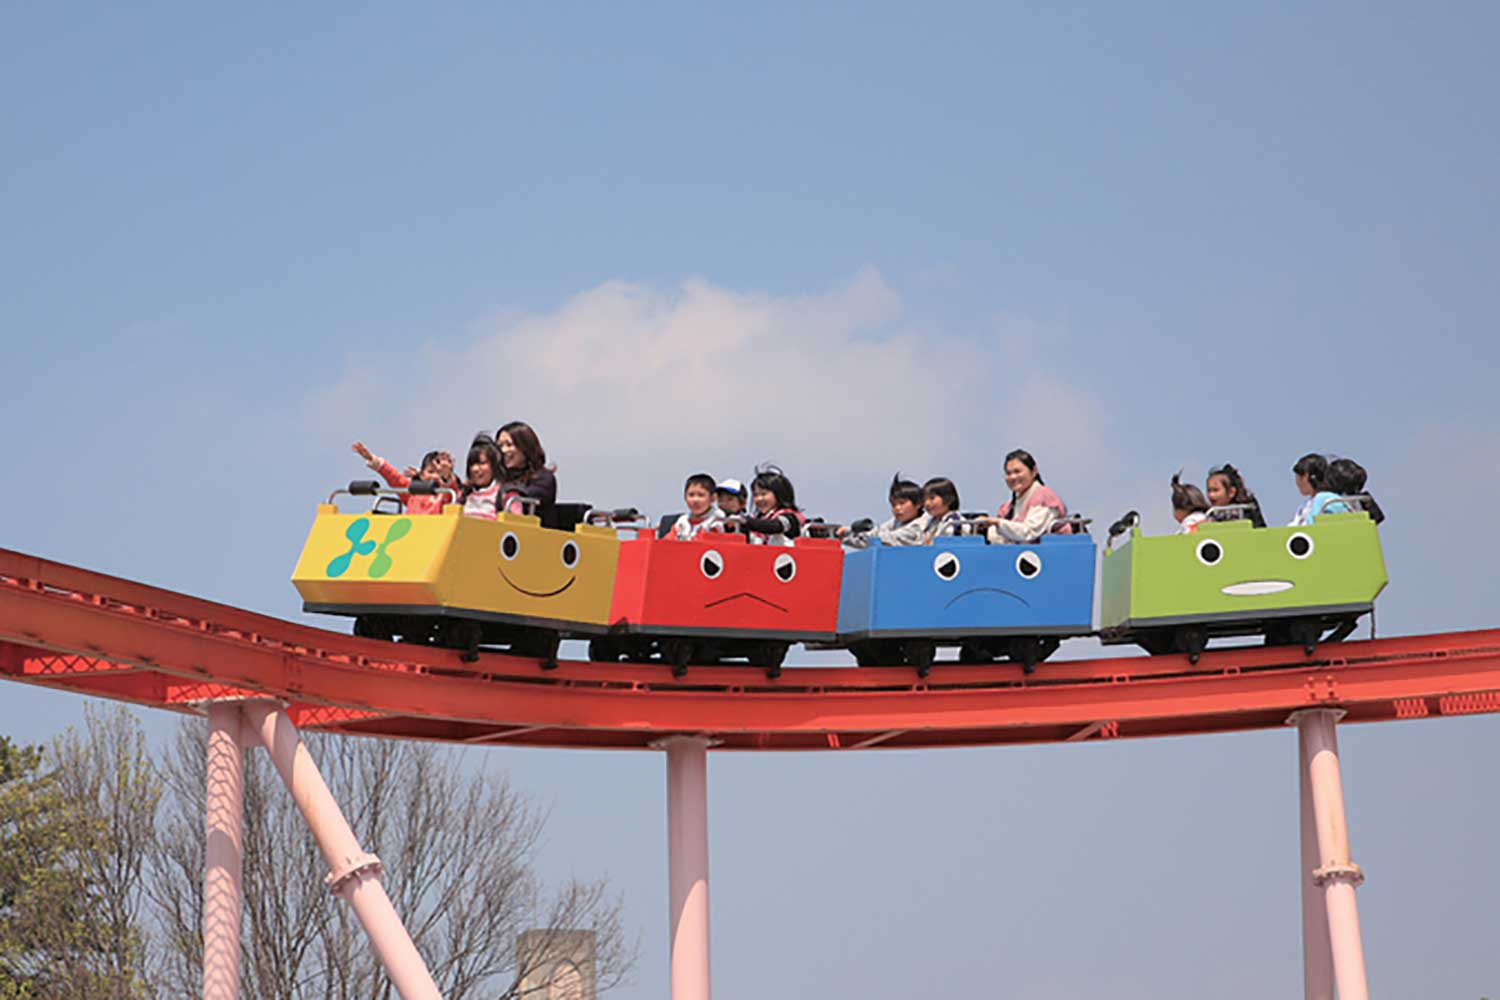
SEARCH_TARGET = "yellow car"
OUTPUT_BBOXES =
[292,483,624,663]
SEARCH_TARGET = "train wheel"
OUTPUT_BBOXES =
[957,642,994,665]
[1174,626,1208,664]
[901,640,936,679]
[1265,617,1325,658]
[1135,630,1177,657]
[588,638,621,663]
[1323,617,1359,644]
[662,639,695,679]
[1007,637,1059,675]
[753,642,788,680]
[353,615,393,643]
[441,620,484,663]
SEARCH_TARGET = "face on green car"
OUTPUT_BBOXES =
[1107,515,1387,624]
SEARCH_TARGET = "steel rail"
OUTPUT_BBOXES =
[2,547,1498,751]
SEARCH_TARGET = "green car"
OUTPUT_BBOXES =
[1099,512,1387,659]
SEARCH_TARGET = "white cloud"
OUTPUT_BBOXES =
[301,270,1119,523]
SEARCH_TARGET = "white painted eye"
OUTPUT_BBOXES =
[1287,532,1314,560]
[700,549,723,579]
[1015,550,1042,579]
[560,539,580,568]
[933,551,961,580]
[1196,538,1223,566]
[773,552,797,583]
[500,532,520,560]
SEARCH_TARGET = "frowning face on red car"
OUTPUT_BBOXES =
[608,534,843,639]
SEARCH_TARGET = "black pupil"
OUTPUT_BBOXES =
[1291,536,1310,556]
[1203,543,1220,563]
[703,557,720,577]
[502,535,518,558]
[776,560,794,580]
[563,543,578,565]
[1019,557,1037,577]
[938,559,957,579]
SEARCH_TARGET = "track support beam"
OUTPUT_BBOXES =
[1290,708,1369,1000]
[240,701,444,1000]
[203,703,245,1000]
[661,736,713,1000]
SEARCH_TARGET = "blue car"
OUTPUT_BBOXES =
[836,533,1096,674]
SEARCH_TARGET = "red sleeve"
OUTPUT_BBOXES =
[374,460,412,490]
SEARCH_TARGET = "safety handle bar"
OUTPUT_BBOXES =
[1206,502,1257,518]
[1105,510,1139,552]
[587,507,645,526]
[326,481,457,509]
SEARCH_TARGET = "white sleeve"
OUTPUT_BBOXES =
[877,515,928,547]
[986,505,1056,543]
[672,514,690,540]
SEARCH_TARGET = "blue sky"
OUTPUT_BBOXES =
[4,3,1499,997]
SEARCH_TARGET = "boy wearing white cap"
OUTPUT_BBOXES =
[715,478,748,516]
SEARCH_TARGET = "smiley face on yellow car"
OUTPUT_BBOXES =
[497,527,582,598]
[463,516,619,626]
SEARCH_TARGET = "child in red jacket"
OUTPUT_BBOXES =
[351,442,459,514]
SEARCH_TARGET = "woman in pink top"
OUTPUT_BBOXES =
[979,449,1069,543]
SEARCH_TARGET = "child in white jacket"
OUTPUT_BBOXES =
[672,473,726,540]
[841,474,930,548]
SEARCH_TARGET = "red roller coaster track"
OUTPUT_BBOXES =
[5,544,1496,1000]
[3,546,1498,750]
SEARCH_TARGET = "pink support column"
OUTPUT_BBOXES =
[662,736,712,1000]
[204,702,245,1000]
[1291,709,1369,1000]
[1298,720,1334,1000]
[240,702,443,1000]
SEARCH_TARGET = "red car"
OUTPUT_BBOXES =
[594,532,844,677]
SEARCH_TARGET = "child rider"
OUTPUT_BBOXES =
[839,474,930,548]
[672,473,726,540]
[351,441,457,515]
[715,478,748,516]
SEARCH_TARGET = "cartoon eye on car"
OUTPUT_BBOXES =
[596,532,844,678]
[835,532,1096,676]
[1099,513,1387,661]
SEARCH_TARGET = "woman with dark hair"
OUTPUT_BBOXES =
[1205,463,1267,528]
[980,449,1069,543]
[494,421,558,523]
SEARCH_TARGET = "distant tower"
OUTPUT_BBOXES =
[517,929,597,1000]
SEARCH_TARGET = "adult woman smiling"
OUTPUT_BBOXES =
[980,448,1070,543]
[494,421,558,525]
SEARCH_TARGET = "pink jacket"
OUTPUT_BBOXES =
[989,483,1070,543]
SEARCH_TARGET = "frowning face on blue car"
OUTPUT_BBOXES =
[836,534,1096,641]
